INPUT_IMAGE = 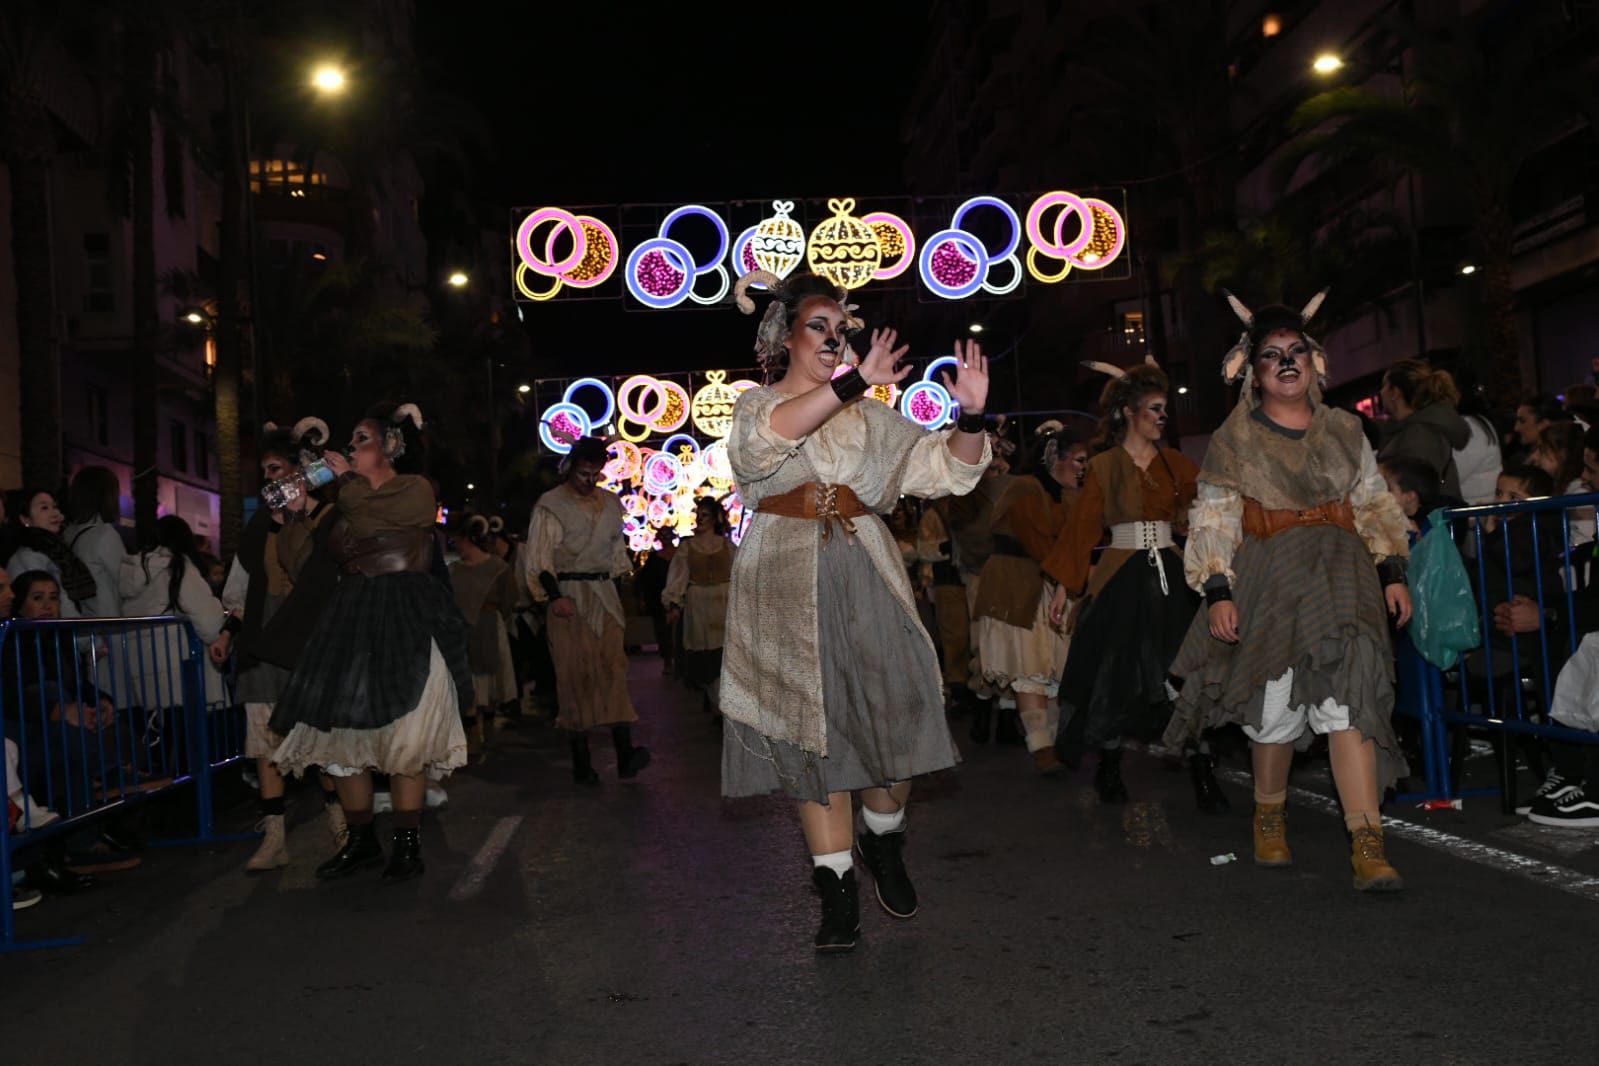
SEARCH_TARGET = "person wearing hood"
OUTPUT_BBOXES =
[1377,360,1471,501]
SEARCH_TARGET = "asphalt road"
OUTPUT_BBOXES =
[6,656,1598,1065]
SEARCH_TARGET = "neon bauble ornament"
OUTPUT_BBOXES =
[751,200,805,280]
[806,197,882,291]
[690,370,742,440]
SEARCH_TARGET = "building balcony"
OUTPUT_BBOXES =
[252,184,353,237]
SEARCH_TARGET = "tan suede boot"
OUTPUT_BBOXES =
[1252,803,1292,867]
[1032,747,1065,777]
[245,814,290,872]
[1349,817,1404,892]
[325,802,348,848]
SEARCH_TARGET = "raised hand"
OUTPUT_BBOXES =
[858,327,913,387]
[942,338,990,413]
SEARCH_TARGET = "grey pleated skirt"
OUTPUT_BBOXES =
[721,528,957,803]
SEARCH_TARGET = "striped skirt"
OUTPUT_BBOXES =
[1165,523,1408,790]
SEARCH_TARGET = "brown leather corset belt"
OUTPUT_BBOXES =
[1241,496,1356,540]
[757,482,874,542]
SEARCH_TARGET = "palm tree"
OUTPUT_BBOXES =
[0,3,66,489]
[1286,5,1599,405]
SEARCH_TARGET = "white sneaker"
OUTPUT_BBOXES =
[372,790,393,813]
[425,784,448,809]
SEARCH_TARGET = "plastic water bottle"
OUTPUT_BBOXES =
[261,457,338,509]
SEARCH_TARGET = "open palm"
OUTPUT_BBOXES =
[942,338,990,412]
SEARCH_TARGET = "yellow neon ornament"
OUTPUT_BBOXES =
[751,200,806,279]
[690,370,743,439]
[806,198,882,291]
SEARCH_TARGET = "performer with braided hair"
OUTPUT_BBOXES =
[270,403,473,883]
[720,269,991,952]
[1165,293,1413,891]
[1041,358,1227,810]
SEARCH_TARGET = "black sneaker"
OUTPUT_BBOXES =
[1529,785,1599,828]
[1517,769,1569,816]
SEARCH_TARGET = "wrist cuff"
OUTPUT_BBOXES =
[1204,585,1234,606]
[1377,557,1407,586]
[222,614,243,637]
[955,411,987,434]
[830,369,869,403]
[537,571,562,601]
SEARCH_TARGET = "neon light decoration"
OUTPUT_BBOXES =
[562,377,616,429]
[642,452,682,496]
[1025,191,1127,281]
[751,200,805,279]
[604,440,642,483]
[514,208,619,301]
[918,196,1027,301]
[538,402,592,453]
[900,381,955,429]
[924,356,960,384]
[625,204,733,308]
[690,370,743,439]
[654,381,691,432]
[862,211,915,281]
[807,198,882,291]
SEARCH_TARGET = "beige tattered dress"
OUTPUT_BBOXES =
[524,483,638,731]
[720,386,990,801]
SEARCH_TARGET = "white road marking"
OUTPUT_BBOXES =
[1214,767,1599,903]
[448,815,524,902]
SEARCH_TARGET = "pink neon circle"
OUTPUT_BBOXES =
[517,208,586,275]
[618,375,669,425]
[652,381,691,433]
[862,211,917,281]
[552,216,619,288]
[1026,192,1094,260]
[1068,199,1127,268]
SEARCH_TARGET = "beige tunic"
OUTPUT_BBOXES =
[523,483,631,633]
[662,533,734,651]
[722,387,991,754]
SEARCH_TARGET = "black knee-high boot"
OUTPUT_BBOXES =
[611,724,652,779]
[570,733,599,786]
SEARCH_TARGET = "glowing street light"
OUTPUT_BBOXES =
[311,65,347,93]
[968,323,985,334]
[517,384,531,394]
[466,483,475,491]
[184,311,205,325]
[1459,264,1478,275]
[1312,53,1345,75]
[447,271,470,288]
[1177,386,1190,395]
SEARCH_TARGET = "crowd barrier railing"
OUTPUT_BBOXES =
[1394,492,1599,809]
[1,614,250,953]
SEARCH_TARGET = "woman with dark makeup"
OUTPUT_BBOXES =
[720,269,991,952]
[269,403,472,883]
[1041,360,1223,810]
[1166,293,1413,892]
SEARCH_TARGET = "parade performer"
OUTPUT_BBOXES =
[1042,358,1226,810]
[270,403,472,883]
[524,436,650,786]
[720,270,991,952]
[1164,292,1412,892]
[449,514,520,756]
[211,419,346,870]
[662,496,736,716]
[972,423,1085,774]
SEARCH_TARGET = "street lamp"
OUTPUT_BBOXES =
[184,311,206,325]
[968,323,985,334]
[1312,53,1345,75]
[447,271,470,288]
[517,384,531,394]
[311,65,347,94]
[1459,264,1477,275]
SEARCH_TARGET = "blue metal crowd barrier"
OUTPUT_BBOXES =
[1,614,249,953]
[1395,492,1599,809]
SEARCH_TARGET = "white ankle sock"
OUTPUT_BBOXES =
[861,805,906,836]
[812,850,853,875]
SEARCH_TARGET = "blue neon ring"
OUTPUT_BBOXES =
[900,380,953,428]
[918,230,988,300]
[643,452,682,494]
[731,225,761,281]
[660,433,701,459]
[626,238,696,309]
[951,195,1022,263]
[562,377,616,429]
[923,355,961,384]
[539,402,592,454]
[659,204,729,275]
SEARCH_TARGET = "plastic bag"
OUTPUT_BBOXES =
[1409,508,1482,669]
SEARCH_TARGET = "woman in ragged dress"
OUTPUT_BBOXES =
[720,270,991,952]
[971,423,1086,775]
[1165,293,1413,892]
[662,496,736,718]
[449,514,520,757]
[1041,361,1227,812]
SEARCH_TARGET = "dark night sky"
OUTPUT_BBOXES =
[415,2,941,381]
